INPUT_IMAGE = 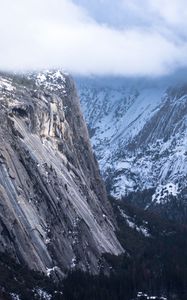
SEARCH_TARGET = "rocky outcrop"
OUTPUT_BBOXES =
[0,71,123,277]
[77,75,187,204]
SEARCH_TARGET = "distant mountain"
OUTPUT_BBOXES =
[77,74,187,219]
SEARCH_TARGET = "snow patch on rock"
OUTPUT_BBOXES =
[118,207,151,237]
[151,183,180,206]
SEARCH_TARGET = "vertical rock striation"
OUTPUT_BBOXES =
[0,71,123,277]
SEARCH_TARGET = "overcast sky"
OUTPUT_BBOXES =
[1,0,187,76]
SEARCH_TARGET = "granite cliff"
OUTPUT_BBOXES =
[0,71,123,278]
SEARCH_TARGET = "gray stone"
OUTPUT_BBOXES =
[0,71,123,277]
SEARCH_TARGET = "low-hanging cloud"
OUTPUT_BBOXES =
[1,0,187,76]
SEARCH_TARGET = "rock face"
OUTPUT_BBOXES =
[77,75,187,209]
[0,71,123,277]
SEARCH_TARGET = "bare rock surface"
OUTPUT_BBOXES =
[0,71,123,277]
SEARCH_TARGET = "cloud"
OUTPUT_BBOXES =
[0,0,187,76]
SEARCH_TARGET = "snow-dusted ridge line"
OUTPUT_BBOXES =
[77,76,187,202]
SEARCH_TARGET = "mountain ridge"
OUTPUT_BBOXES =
[77,74,187,214]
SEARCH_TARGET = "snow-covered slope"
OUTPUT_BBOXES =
[77,75,187,206]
